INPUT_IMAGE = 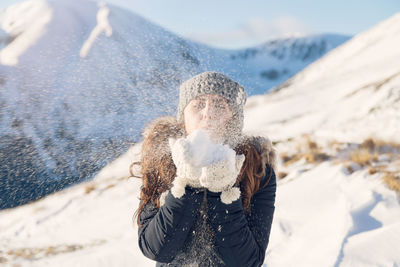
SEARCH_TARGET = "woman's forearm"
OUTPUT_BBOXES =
[138,188,203,262]
[207,167,276,267]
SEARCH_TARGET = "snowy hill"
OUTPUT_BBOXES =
[0,138,399,266]
[244,13,400,265]
[244,13,400,143]
[0,0,347,209]
[0,12,399,266]
[0,0,201,209]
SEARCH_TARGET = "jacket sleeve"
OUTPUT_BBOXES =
[137,187,203,263]
[207,164,276,267]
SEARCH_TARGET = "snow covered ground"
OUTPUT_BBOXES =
[267,151,400,267]
[0,134,399,266]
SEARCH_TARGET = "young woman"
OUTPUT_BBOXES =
[134,71,277,266]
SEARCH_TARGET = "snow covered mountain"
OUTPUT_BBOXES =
[0,0,348,209]
[244,13,400,144]
[0,8,399,267]
[211,33,349,95]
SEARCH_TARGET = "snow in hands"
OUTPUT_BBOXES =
[168,130,243,204]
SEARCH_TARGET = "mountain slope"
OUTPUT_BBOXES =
[0,0,202,209]
[244,13,400,143]
[0,127,399,266]
[211,33,349,95]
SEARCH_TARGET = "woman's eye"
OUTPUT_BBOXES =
[214,102,227,109]
[193,102,205,109]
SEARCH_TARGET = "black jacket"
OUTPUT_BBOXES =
[138,164,276,267]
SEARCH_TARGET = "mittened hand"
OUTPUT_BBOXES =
[168,132,245,204]
[200,153,245,193]
[169,138,202,182]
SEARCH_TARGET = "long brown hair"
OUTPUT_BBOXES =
[131,118,273,226]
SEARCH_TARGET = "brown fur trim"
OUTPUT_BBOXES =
[242,136,277,171]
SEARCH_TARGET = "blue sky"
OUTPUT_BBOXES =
[1,0,399,49]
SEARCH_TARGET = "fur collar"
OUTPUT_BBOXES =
[142,116,277,171]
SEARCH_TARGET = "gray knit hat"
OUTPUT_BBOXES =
[177,72,247,145]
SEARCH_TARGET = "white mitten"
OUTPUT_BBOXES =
[169,137,202,199]
[200,150,245,204]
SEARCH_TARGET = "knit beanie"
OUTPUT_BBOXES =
[177,71,247,146]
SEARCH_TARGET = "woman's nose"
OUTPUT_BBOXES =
[201,101,215,119]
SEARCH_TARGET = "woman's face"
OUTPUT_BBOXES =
[183,94,233,142]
